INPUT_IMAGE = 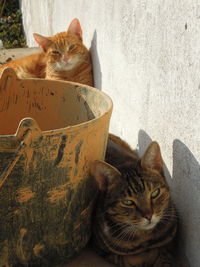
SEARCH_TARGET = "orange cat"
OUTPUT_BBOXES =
[0,19,93,86]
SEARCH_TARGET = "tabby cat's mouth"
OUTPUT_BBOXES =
[141,222,157,230]
[55,61,75,71]
[138,215,161,230]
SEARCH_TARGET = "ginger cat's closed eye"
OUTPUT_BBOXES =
[0,19,93,86]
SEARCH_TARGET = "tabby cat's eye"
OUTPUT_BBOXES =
[69,44,76,51]
[151,188,160,199]
[122,200,135,206]
[51,50,61,55]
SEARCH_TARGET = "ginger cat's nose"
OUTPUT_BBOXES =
[63,54,69,62]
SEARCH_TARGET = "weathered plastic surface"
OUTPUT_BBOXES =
[0,68,113,266]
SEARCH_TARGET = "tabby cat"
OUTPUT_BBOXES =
[90,134,177,267]
[0,19,93,86]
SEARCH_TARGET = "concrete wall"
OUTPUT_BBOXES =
[21,1,200,266]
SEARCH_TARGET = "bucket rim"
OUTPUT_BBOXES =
[0,76,113,137]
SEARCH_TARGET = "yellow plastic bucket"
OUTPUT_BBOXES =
[0,68,112,266]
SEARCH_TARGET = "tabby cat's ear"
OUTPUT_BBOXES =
[67,18,82,41]
[90,160,121,191]
[141,142,163,174]
[33,33,52,51]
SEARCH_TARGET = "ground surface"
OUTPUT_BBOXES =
[0,47,40,65]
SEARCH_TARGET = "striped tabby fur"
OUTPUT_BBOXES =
[91,134,177,267]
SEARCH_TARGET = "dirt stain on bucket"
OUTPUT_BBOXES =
[47,183,68,203]
[75,140,83,165]
[17,187,35,203]
[54,135,67,166]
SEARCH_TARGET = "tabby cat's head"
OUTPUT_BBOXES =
[91,142,171,231]
[33,18,89,71]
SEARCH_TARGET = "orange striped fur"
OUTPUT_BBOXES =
[0,19,93,86]
[91,135,177,267]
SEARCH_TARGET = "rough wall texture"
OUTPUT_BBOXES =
[21,1,200,266]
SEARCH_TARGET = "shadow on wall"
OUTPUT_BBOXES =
[171,140,200,267]
[137,130,200,266]
[90,30,102,90]
[138,129,171,179]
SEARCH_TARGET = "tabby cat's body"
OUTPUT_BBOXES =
[0,19,93,86]
[91,135,177,267]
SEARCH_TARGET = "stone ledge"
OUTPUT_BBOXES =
[0,47,41,65]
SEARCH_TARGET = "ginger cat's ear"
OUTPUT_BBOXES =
[90,160,121,191]
[67,18,82,41]
[33,33,52,51]
[141,142,164,174]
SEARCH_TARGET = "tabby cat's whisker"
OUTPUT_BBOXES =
[113,228,133,248]
[109,223,131,235]
[161,217,178,222]
[163,213,179,218]
[162,212,179,219]
[109,224,135,238]
[113,227,137,248]
[160,216,178,224]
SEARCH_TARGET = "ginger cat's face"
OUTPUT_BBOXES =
[46,32,88,71]
[34,19,89,72]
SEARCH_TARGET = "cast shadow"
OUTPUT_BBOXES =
[137,129,153,156]
[90,30,102,90]
[137,129,171,180]
[138,131,196,266]
[171,139,200,267]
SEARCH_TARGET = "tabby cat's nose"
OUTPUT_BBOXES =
[144,213,153,221]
